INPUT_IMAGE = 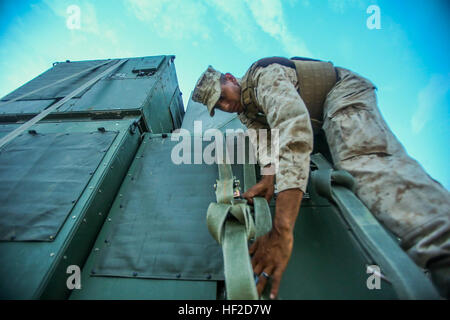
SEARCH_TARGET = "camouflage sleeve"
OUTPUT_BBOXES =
[237,113,273,168]
[253,64,313,193]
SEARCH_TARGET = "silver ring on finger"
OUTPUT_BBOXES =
[260,271,271,279]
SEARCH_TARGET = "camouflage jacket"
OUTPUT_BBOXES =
[237,63,313,193]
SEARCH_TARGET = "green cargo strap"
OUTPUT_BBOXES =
[206,162,272,300]
[310,153,440,300]
[311,168,355,200]
[242,162,272,238]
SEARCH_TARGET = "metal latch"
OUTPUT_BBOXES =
[213,177,243,199]
[233,179,241,199]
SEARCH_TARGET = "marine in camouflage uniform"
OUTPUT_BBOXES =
[192,57,450,298]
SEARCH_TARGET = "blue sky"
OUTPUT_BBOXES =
[0,0,449,189]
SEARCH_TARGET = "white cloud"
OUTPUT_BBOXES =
[125,0,312,57]
[44,0,100,35]
[125,0,210,41]
[411,74,450,134]
[244,0,313,57]
[104,29,119,45]
[43,1,124,57]
[300,0,310,7]
[328,0,366,13]
[208,0,261,52]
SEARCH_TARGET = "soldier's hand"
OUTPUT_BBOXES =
[250,188,302,299]
[249,228,294,299]
[242,174,275,205]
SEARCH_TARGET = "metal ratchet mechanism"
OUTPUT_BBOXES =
[213,177,243,200]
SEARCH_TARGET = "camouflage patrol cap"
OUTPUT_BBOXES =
[192,66,222,117]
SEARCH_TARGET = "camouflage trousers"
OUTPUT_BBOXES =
[322,67,450,270]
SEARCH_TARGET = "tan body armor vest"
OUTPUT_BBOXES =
[240,57,337,131]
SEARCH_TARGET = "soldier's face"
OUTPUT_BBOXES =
[216,73,243,114]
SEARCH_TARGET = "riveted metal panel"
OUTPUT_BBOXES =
[1,60,116,101]
[0,99,55,115]
[0,56,184,135]
[142,79,174,133]
[0,130,117,241]
[132,56,165,74]
[91,134,243,281]
[69,133,246,299]
[0,119,140,299]
[58,77,158,112]
[70,276,217,300]
[169,88,183,129]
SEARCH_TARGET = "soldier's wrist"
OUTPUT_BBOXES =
[261,163,276,178]
[261,172,274,183]
[273,221,295,237]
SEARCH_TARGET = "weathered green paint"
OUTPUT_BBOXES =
[0,99,56,115]
[280,204,398,299]
[0,56,184,134]
[70,277,217,300]
[0,119,140,299]
[0,130,118,241]
[70,135,219,299]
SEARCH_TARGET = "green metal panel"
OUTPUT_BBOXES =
[70,274,217,300]
[0,119,140,299]
[165,57,185,121]
[279,204,397,299]
[58,78,158,112]
[132,56,165,74]
[278,155,439,299]
[160,57,177,98]
[0,56,184,135]
[168,88,184,129]
[111,56,165,78]
[309,154,439,299]
[142,78,173,133]
[0,99,55,115]
[0,130,118,241]
[70,134,225,299]
[0,60,113,101]
[92,134,225,281]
